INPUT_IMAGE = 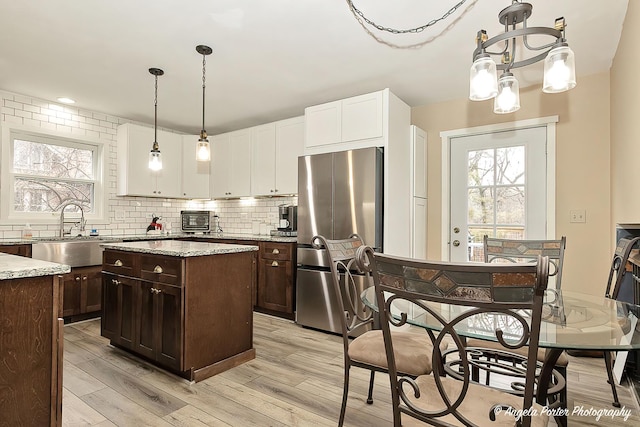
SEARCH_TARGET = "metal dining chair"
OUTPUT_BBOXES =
[358,246,551,426]
[466,235,569,407]
[313,234,445,427]
[601,236,640,407]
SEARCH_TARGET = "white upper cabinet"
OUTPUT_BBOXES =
[251,116,304,197]
[251,123,277,196]
[341,91,384,142]
[210,133,230,199]
[117,123,182,198]
[305,102,341,148]
[304,90,384,151]
[275,117,304,195]
[181,135,210,199]
[210,129,252,198]
[412,125,427,199]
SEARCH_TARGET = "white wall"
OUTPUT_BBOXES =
[0,90,295,239]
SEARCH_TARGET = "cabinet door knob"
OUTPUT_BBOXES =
[272,248,280,254]
[150,288,162,294]
[111,279,121,286]
[75,277,81,281]
[153,265,164,274]
[82,276,87,280]
[271,260,279,267]
[114,259,123,267]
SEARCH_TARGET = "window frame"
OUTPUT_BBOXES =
[1,123,107,225]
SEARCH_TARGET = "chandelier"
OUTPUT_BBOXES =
[469,1,576,114]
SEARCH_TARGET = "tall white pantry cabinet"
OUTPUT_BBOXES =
[304,88,427,258]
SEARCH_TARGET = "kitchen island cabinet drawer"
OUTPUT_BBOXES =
[140,254,182,286]
[103,250,136,276]
[260,242,293,261]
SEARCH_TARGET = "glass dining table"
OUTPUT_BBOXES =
[361,286,640,425]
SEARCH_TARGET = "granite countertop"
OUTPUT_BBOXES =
[0,233,297,245]
[100,240,259,257]
[0,252,70,280]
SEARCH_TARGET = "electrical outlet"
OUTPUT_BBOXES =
[115,210,125,221]
[570,209,586,223]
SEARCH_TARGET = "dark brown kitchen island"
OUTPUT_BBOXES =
[100,240,258,382]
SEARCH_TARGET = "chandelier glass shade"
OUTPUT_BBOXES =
[148,68,164,171]
[469,1,576,113]
[494,72,520,114]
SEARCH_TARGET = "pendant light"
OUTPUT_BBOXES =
[148,68,164,171]
[196,45,213,162]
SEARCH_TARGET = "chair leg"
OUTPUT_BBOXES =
[339,365,350,427]
[366,370,375,404]
[604,351,621,408]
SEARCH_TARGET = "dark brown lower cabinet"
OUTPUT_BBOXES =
[0,244,32,257]
[61,266,103,319]
[135,281,182,371]
[0,273,62,426]
[101,272,135,350]
[102,248,256,381]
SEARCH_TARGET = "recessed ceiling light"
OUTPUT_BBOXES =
[57,97,76,104]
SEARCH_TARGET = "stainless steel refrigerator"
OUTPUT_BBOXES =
[296,147,383,333]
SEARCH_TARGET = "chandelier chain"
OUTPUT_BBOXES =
[346,0,468,34]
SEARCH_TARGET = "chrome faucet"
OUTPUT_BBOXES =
[58,201,87,237]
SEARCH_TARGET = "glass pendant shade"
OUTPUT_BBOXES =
[149,148,162,171]
[196,139,211,161]
[469,54,498,101]
[543,44,576,93]
[494,73,520,114]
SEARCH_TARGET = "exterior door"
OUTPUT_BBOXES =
[449,127,547,262]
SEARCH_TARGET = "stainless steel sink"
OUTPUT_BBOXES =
[31,238,122,267]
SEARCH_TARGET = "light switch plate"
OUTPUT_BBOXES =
[570,209,586,223]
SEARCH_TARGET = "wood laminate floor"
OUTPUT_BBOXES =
[63,314,640,426]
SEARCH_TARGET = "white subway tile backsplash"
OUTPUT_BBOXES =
[0,89,299,239]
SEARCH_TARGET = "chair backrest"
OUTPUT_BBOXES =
[312,234,373,347]
[484,235,566,289]
[357,247,549,427]
[606,236,640,299]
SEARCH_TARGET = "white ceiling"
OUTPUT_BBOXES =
[0,0,628,134]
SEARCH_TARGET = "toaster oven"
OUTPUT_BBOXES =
[180,210,212,233]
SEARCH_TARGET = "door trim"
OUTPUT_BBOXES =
[440,116,558,260]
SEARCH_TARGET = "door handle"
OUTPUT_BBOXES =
[453,227,460,234]
[452,240,460,247]
[153,265,163,274]
[114,259,123,267]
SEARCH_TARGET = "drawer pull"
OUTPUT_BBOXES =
[272,248,280,254]
[153,265,164,274]
[271,260,279,267]
[111,279,121,286]
[150,287,162,295]
[114,259,123,267]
